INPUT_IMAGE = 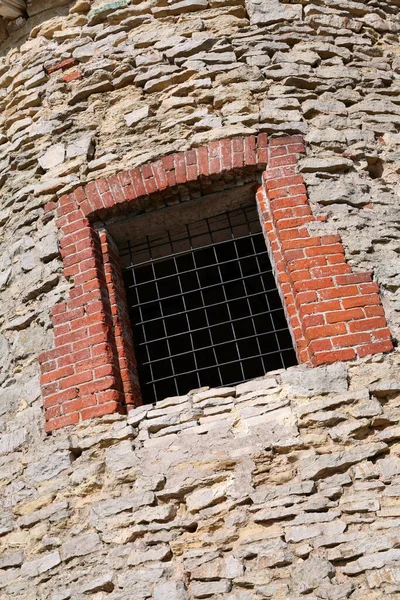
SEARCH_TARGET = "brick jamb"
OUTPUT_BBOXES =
[259,136,393,366]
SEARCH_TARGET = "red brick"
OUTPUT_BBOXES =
[45,412,80,432]
[285,249,305,261]
[356,340,393,358]
[46,57,78,74]
[86,181,103,211]
[348,317,387,333]
[162,155,174,171]
[342,294,381,309]
[276,216,313,231]
[300,299,341,316]
[287,143,305,154]
[269,154,297,168]
[308,339,333,354]
[269,146,287,158]
[312,348,357,366]
[269,135,304,146]
[266,175,304,191]
[296,291,318,304]
[151,161,168,190]
[273,206,312,220]
[332,332,372,348]
[197,146,209,176]
[63,395,97,414]
[305,244,345,257]
[311,264,351,278]
[220,139,232,170]
[303,314,324,328]
[232,138,244,152]
[40,364,75,385]
[327,254,347,265]
[294,277,334,293]
[270,195,309,210]
[108,174,125,204]
[365,305,385,318]
[326,308,365,324]
[257,133,268,148]
[175,152,187,183]
[43,388,78,409]
[306,323,347,340]
[62,70,82,83]
[118,171,131,188]
[144,176,157,195]
[129,168,147,197]
[79,376,117,396]
[81,401,122,421]
[279,227,308,242]
[372,328,392,341]
[244,136,256,166]
[209,141,221,174]
[320,234,341,245]
[319,286,359,300]
[59,370,93,390]
[336,272,372,285]
[46,406,61,420]
[359,282,379,294]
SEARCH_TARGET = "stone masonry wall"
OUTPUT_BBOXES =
[0,0,400,598]
[2,359,400,600]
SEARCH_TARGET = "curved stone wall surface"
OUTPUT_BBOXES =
[0,0,399,597]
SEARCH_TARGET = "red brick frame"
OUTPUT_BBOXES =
[39,135,393,431]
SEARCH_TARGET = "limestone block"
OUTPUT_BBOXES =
[0,428,27,456]
[37,234,59,263]
[292,557,335,595]
[191,579,231,597]
[17,502,69,529]
[66,135,94,159]
[165,37,216,60]
[61,533,102,561]
[153,581,188,600]
[79,572,114,593]
[0,550,24,568]
[124,106,150,127]
[128,543,171,565]
[0,510,15,535]
[152,0,208,17]
[25,451,72,483]
[299,443,388,480]
[245,0,302,26]
[21,551,61,578]
[281,363,348,397]
[342,549,400,575]
[299,157,353,174]
[105,439,137,472]
[186,481,229,512]
[91,492,155,519]
[39,144,65,171]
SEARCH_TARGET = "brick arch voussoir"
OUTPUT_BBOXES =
[76,135,270,220]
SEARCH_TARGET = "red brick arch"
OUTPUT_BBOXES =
[39,135,393,431]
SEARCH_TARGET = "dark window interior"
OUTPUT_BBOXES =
[119,203,297,404]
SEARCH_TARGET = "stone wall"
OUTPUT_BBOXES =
[2,359,400,599]
[0,0,399,597]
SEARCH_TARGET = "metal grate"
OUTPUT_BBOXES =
[120,204,297,404]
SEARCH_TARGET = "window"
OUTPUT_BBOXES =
[116,195,297,403]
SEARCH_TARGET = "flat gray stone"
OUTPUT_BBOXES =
[61,532,102,561]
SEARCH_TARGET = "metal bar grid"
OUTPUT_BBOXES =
[121,204,297,403]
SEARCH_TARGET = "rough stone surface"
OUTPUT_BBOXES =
[0,0,399,598]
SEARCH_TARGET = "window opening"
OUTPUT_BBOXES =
[118,202,297,404]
